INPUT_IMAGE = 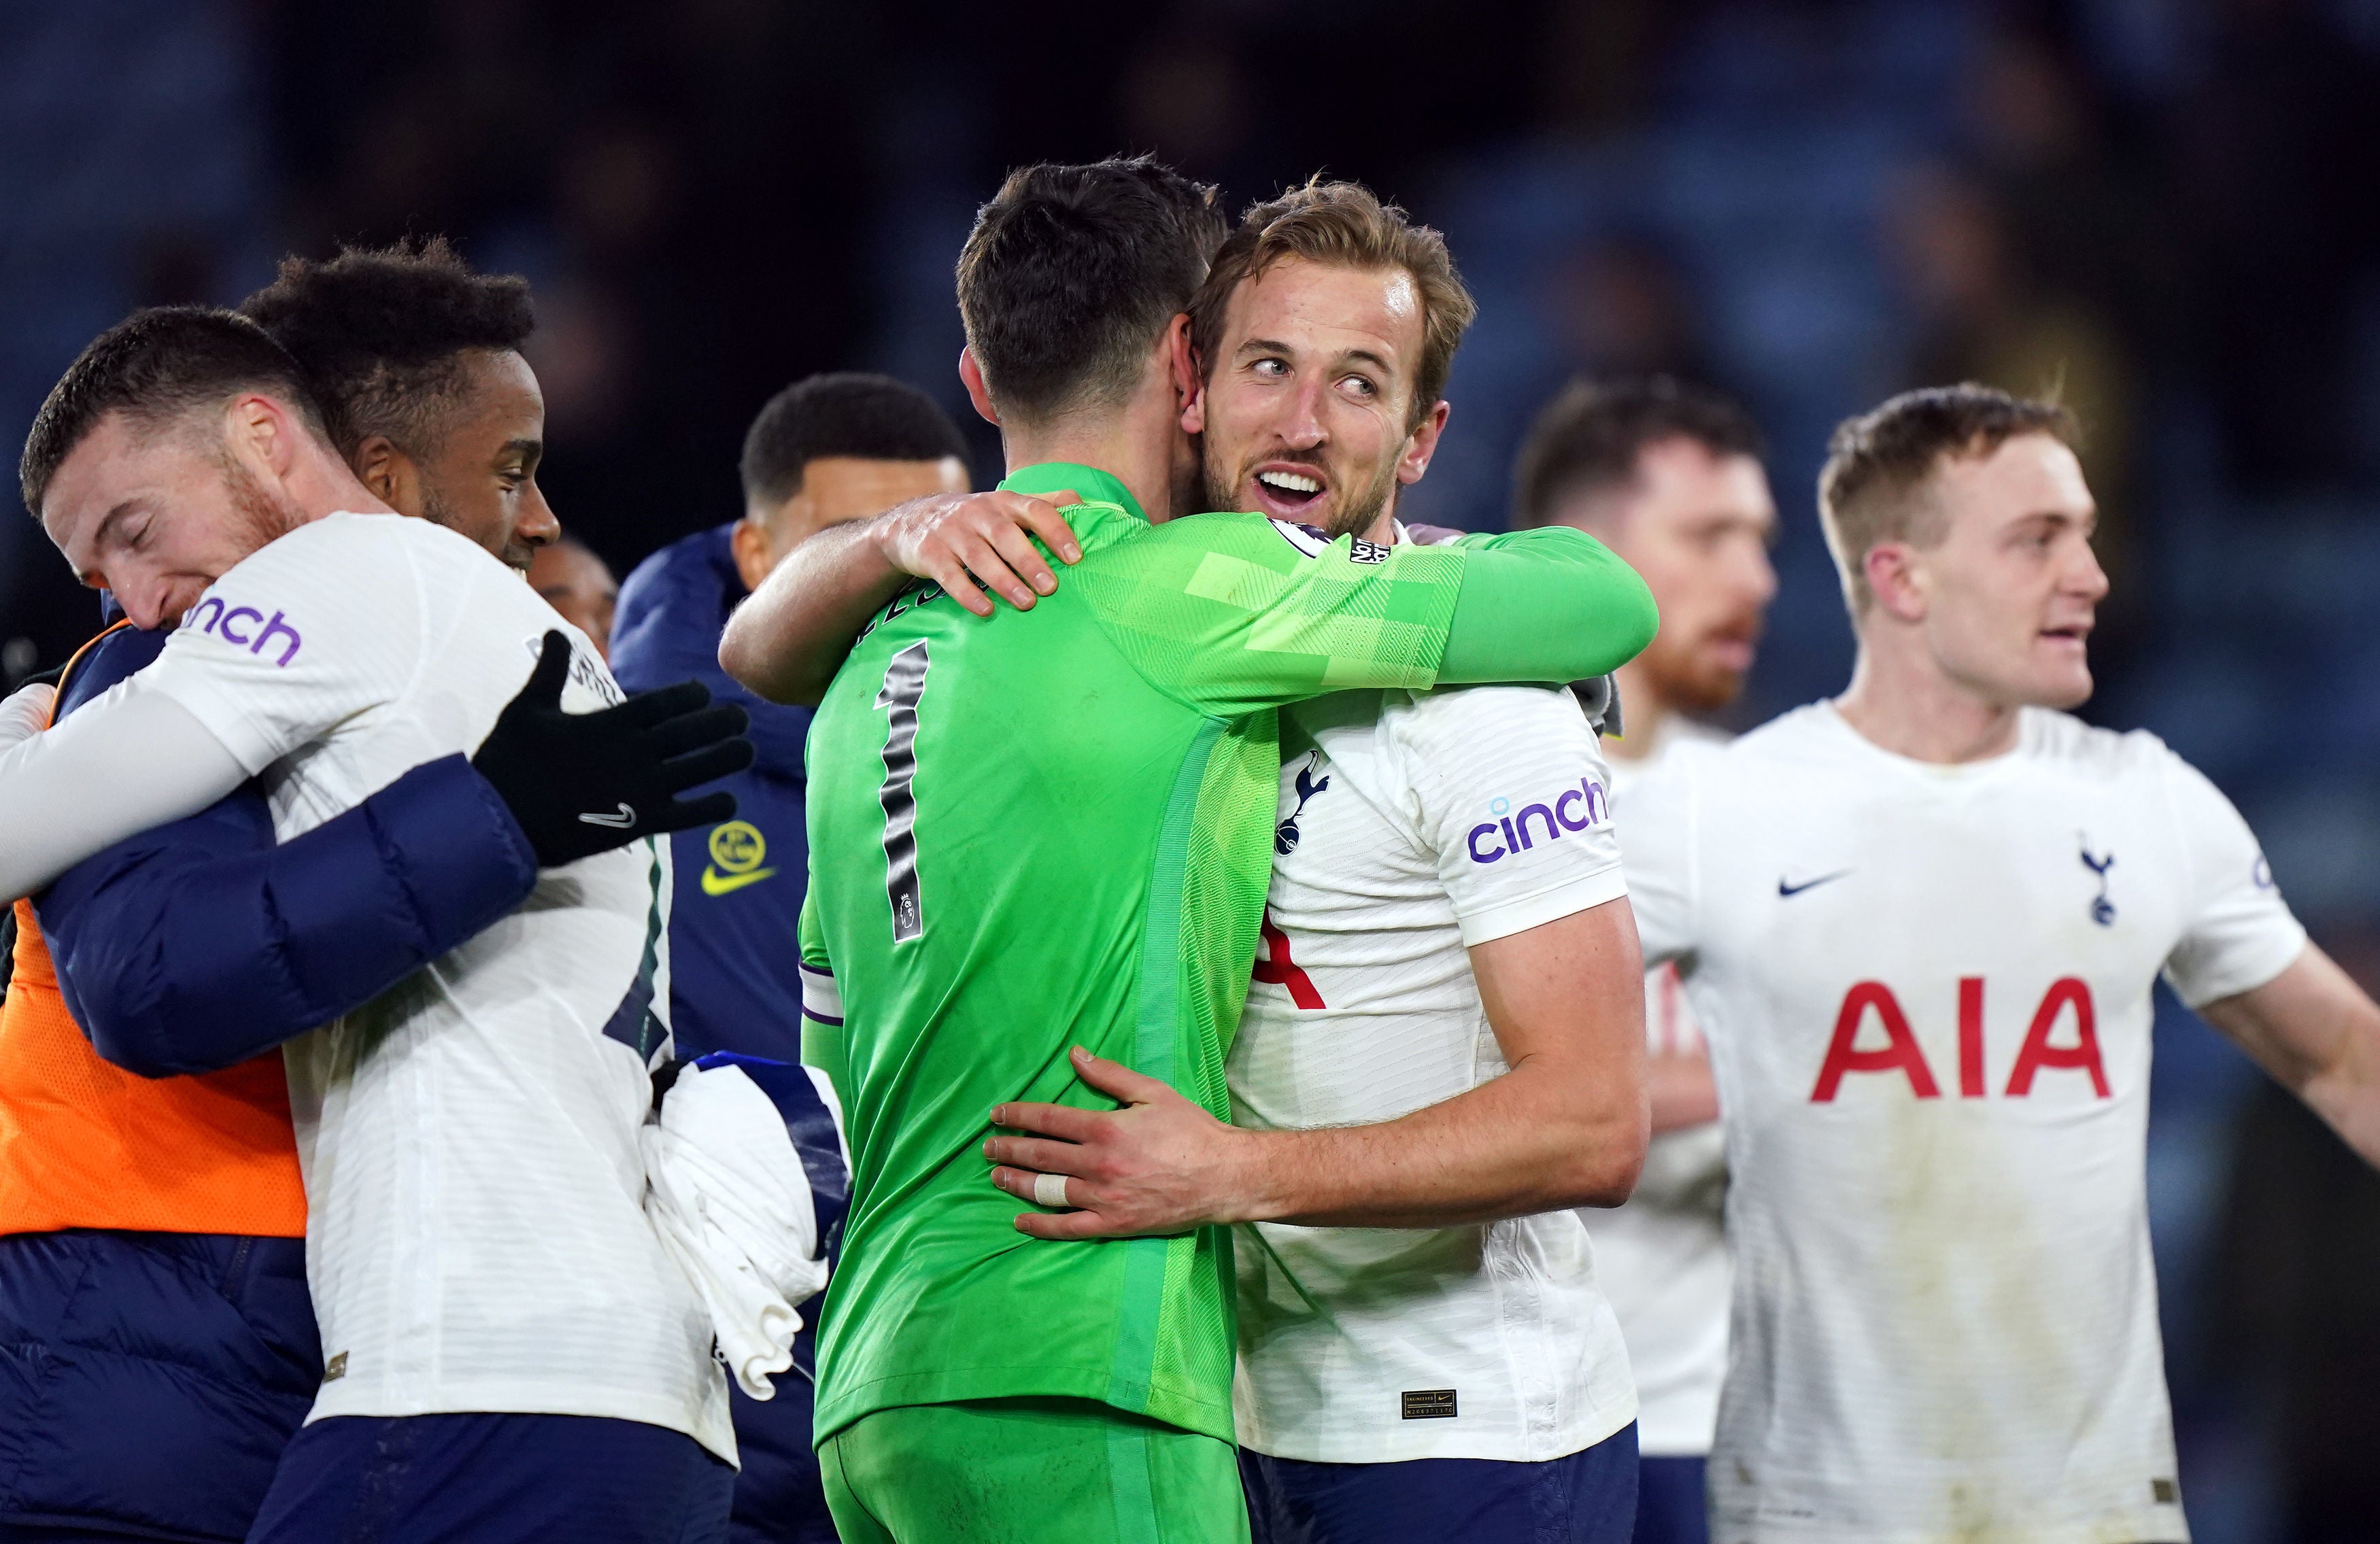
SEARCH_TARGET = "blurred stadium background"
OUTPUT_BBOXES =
[3,1,2377,1535]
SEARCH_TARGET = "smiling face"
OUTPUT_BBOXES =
[1897,432,2107,709]
[39,401,310,630]
[406,349,556,572]
[1190,255,1448,540]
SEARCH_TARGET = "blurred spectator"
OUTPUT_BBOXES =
[1535,0,1667,134]
[2171,0,2380,494]
[1117,29,1261,197]
[1885,162,2130,492]
[1884,161,2135,621]
[1958,18,2174,371]
[256,0,881,572]
[530,534,619,657]
[1546,235,1720,388]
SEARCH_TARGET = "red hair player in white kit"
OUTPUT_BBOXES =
[1619,384,2380,1544]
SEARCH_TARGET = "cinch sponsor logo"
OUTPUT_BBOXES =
[1466,777,1609,863]
[184,596,302,666]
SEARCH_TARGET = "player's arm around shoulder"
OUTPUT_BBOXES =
[0,516,416,893]
[720,490,1083,706]
[1078,512,1638,717]
[139,511,441,777]
[1434,526,1659,687]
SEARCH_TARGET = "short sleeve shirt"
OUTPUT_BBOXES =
[1229,681,1636,1462]
[1619,702,2304,1542]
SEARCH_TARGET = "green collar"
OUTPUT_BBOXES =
[998,461,1144,521]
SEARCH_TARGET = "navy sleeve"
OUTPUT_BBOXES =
[39,755,539,1077]
[33,626,539,1077]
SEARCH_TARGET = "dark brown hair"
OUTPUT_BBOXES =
[955,157,1226,423]
[1512,374,1764,529]
[21,306,324,515]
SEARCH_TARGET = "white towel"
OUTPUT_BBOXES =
[641,1060,835,1399]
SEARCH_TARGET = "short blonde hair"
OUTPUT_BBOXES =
[1187,177,1476,428]
[1818,383,2081,613]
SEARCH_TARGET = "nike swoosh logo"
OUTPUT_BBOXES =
[577,803,637,829]
[700,865,778,897]
[1778,870,1852,897]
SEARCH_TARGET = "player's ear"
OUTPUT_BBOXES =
[1395,400,1452,487]
[957,348,1000,427]
[1174,318,1209,436]
[730,515,778,594]
[224,392,296,482]
[1864,542,1927,623]
[354,435,420,519]
[1166,313,1201,409]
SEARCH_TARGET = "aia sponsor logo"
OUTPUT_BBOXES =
[183,596,302,666]
[1810,977,2110,1103]
[1465,776,1609,863]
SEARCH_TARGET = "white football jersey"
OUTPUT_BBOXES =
[1595,719,1731,1458]
[139,513,730,1460]
[1229,681,1637,1464]
[1624,702,2305,1543]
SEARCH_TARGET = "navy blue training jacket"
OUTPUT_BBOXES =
[611,524,814,1065]
[613,528,838,1543]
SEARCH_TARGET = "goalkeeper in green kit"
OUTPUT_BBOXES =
[719,158,1658,1544]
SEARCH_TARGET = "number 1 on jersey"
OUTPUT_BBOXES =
[876,642,930,942]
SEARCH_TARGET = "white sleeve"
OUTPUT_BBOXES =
[136,517,425,776]
[2157,749,2307,1007]
[1392,684,1629,947]
[1614,751,1699,970]
[0,681,248,901]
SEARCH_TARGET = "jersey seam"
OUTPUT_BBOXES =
[1104,717,1223,1410]
[1457,865,1631,946]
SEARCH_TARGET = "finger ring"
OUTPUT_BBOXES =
[1032,1172,1072,1209]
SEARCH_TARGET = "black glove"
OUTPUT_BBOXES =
[473,632,756,868]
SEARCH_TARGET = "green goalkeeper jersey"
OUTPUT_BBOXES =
[798,462,1656,1445]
